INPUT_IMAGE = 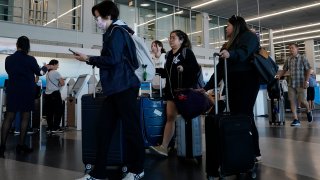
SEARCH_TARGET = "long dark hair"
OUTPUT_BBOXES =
[170,30,192,49]
[16,36,30,54]
[225,15,250,49]
[152,40,166,53]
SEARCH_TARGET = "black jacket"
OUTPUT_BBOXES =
[88,20,140,96]
[224,31,259,73]
[164,47,200,99]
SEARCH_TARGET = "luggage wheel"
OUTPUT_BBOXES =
[85,164,92,173]
[207,176,214,180]
[122,166,128,173]
[251,171,257,179]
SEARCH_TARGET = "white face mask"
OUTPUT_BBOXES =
[96,16,108,30]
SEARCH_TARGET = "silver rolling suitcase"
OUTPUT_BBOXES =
[176,115,202,161]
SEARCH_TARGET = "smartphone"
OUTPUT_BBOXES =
[68,48,78,55]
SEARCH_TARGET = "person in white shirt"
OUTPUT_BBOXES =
[45,59,65,133]
[151,40,166,90]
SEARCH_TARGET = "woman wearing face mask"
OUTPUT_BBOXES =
[74,1,144,180]
[151,40,166,90]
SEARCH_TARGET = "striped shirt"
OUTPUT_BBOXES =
[283,54,310,88]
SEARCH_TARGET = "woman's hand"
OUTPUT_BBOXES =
[220,49,230,59]
[74,52,89,62]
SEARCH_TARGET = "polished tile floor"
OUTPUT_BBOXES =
[1,110,320,180]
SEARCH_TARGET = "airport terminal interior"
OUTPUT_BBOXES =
[1,0,320,180]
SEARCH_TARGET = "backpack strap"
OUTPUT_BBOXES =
[109,25,138,71]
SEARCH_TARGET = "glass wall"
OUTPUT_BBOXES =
[0,0,82,30]
[190,11,202,47]
[156,3,173,41]
[135,0,156,41]
[208,15,228,49]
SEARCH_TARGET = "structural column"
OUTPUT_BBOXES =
[268,29,275,60]
[305,39,315,70]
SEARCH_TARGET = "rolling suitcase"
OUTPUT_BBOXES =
[81,67,125,173]
[140,97,166,147]
[268,80,285,125]
[205,53,256,179]
[81,93,125,172]
[174,70,202,161]
[268,98,285,125]
[176,115,202,161]
[140,74,167,147]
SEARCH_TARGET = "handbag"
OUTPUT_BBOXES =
[252,48,279,84]
[174,88,213,120]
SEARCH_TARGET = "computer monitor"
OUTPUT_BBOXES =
[72,75,87,94]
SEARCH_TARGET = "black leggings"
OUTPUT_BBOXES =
[45,91,63,130]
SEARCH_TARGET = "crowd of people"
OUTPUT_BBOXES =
[0,1,317,180]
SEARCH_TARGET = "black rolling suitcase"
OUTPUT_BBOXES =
[268,80,285,125]
[205,53,256,179]
[81,68,125,173]
[81,93,125,172]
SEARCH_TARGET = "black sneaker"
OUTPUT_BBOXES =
[290,119,301,126]
[307,111,313,123]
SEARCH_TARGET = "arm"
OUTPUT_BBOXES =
[276,59,289,79]
[88,29,127,68]
[59,78,65,86]
[30,56,48,76]
[226,31,259,62]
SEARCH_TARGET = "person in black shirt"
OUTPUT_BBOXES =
[149,30,200,157]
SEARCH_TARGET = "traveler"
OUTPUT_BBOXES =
[73,1,145,180]
[45,59,65,134]
[276,43,313,125]
[151,40,166,90]
[0,36,50,158]
[149,30,201,157]
[307,69,316,110]
[218,15,262,161]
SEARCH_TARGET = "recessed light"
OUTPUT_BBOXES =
[140,3,150,7]
[162,7,168,12]
[145,14,155,18]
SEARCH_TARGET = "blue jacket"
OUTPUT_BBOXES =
[5,51,47,111]
[88,20,140,96]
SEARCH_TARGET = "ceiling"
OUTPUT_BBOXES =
[154,0,320,42]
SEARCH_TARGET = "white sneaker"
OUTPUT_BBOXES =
[75,174,105,180]
[122,171,144,180]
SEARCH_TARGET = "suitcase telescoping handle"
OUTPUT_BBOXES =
[92,66,96,98]
[157,73,162,98]
[213,53,230,114]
